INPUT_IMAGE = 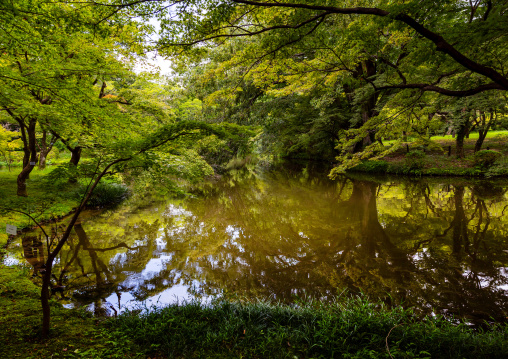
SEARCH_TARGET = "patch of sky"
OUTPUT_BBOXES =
[141,254,174,279]
[225,225,245,253]
[274,255,299,266]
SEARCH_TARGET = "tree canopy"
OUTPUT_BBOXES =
[86,0,507,167]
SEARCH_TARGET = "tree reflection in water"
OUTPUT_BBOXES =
[12,165,508,324]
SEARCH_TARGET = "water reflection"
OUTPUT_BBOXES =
[8,165,508,324]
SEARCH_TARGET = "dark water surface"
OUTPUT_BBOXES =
[5,164,508,324]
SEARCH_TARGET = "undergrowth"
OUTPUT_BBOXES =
[111,299,508,358]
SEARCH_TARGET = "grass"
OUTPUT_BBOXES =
[0,151,72,169]
[353,132,508,177]
[383,130,508,145]
[110,297,508,358]
[429,130,508,141]
[0,167,81,250]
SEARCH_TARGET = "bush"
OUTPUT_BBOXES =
[81,182,129,207]
[41,164,79,188]
[473,150,501,168]
[404,150,426,173]
[486,156,508,177]
[351,160,389,173]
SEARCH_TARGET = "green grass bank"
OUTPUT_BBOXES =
[352,133,508,177]
[0,166,128,251]
[0,168,80,250]
[2,265,507,358]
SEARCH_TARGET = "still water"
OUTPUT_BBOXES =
[5,164,508,324]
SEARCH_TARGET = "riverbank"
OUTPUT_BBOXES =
[1,265,507,358]
[0,168,127,252]
[0,168,79,251]
[350,134,508,177]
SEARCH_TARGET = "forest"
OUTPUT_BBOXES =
[1,0,508,358]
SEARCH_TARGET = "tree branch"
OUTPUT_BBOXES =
[375,82,504,96]
[229,0,508,90]
[161,10,330,47]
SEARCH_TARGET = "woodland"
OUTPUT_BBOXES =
[1,0,508,357]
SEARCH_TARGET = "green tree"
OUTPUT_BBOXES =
[0,125,23,171]
[0,0,149,195]
[100,0,508,168]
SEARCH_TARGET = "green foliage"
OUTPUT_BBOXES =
[473,150,502,168]
[404,150,426,174]
[424,167,483,177]
[41,164,79,188]
[485,156,508,177]
[197,135,233,170]
[130,0,508,172]
[81,182,129,208]
[0,127,23,170]
[112,298,508,358]
[352,160,389,174]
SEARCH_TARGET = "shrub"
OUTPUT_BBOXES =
[81,182,129,207]
[42,164,79,188]
[486,156,508,177]
[351,160,389,173]
[404,150,426,173]
[473,150,501,168]
[425,167,482,177]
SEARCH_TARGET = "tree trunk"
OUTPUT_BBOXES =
[455,119,470,159]
[19,121,30,172]
[474,111,494,153]
[38,151,48,169]
[41,259,53,339]
[69,146,82,166]
[455,132,465,159]
[474,130,488,153]
[38,156,128,339]
[352,60,379,153]
[68,146,82,183]
[17,119,38,196]
[38,130,55,169]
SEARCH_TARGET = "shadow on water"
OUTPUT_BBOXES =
[7,162,508,325]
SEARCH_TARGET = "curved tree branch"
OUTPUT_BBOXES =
[375,82,504,97]
[161,10,330,47]
[229,0,508,90]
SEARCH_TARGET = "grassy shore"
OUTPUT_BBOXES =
[1,263,507,358]
[352,132,508,177]
[0,164,128,252]
[0,168,81,250]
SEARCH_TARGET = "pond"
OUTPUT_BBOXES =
[5,163,508,325]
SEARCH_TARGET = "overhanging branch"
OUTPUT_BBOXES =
[230,0,508,90]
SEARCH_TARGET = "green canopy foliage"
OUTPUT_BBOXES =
[99,0,508,168]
